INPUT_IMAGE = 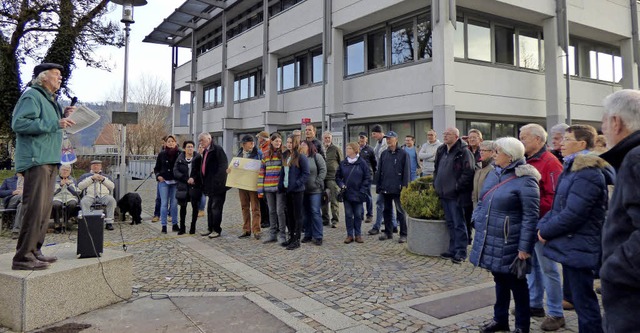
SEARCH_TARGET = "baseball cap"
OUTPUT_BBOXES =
[383,131,398,138]
[241,134,254,143]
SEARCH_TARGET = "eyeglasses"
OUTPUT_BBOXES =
[480,149,493,152]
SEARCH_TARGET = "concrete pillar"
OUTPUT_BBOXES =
[194,82,204,140]
[328,28,344,116]
[222,70,235,158]
[265,53,278,113]
[620,38,639,89]
[172,90,181,134]
[431,0,456,136]
[543,17,567,130]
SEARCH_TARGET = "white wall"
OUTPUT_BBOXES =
[269,0,323,54]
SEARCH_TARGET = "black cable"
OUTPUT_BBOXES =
[79,210,129,302]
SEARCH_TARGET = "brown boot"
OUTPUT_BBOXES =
[344,236,353,244]
[355,236,364,243]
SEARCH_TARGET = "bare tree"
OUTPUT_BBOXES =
[110,74,171,155]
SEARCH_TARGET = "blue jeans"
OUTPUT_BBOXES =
[526,241,564,317]
[493,272,530,331]
[303,193,323,240]
[373,192,396,230]
[199,195,206,211]
[441,198,468,258]
[158,181,178,227]
[363,187,373,218]
[563,265,603,333]
[344,199,364,237]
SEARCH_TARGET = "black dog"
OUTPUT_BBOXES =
[117,192,142,225]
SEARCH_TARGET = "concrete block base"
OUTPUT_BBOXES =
[0,243,133,332]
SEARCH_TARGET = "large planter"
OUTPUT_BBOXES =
[406,216,449,256]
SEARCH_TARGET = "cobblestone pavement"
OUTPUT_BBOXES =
[0,179,591,332]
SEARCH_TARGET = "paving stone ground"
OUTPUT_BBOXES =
[0,179,594,332]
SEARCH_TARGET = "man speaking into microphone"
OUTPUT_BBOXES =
[11,63,76,270]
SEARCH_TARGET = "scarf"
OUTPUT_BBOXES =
[347,154,359,164]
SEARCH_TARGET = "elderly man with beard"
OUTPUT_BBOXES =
[11,63,76,270]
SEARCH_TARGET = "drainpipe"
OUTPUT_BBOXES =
[557,0,571,124]
[321,0,331,134]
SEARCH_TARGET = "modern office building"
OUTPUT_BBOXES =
[144,0,639,155]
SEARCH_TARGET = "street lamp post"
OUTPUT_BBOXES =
[112,0,147,199]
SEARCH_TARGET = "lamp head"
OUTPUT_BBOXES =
[111,0,147,24]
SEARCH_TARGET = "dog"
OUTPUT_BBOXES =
[117,192,142,225]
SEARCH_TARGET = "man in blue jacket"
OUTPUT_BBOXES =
[376,131,410,243]
[599,89,640,333]
[0,174,23,239]
[11,63,75,270]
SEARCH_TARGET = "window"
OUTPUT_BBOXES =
[467,19,491,62]
[494,25,515,65]
[312,50,323,83]
[454,17,465,58]
[344,11,431,76]
[282,61,295,90]
[346,38,365,75]
[391,22,414,65]
[572,40,622,82]
[233,69,261,102]
[367,30,386,70]
[296,55,308,86]
[204,82,223,108]
[519,30,540,69]
[469,122,492,140]
[417,14,432,60]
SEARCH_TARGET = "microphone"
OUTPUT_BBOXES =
[70,96,78,106]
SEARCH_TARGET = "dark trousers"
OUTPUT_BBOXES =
[52,200,78,226]
[492,271,530,331]
[563,265,603,333]
[206,193,226,234]
[178,193,201,231]
[259,196,269,225]
[14,165,58,262]
[441,198,468,258]
[154,182,161,216]
[285,191,304,241]
[464,204,473,242]
[382,193,406,237]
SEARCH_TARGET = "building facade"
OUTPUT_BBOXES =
[144,0,639,156]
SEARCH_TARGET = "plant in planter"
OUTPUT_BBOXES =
[400,175,444,220]
[400,175,448,256]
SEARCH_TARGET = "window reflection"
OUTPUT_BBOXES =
[454,18,465,58]
[312,50,323,83]
[417,15,432,60]
[391,22,414,65]
[368,30,387,69]
[467,20,491,62]
[598,51,614,82]
[282,61,295,90]
[346,39,365,75]
[519,31,539,69]
[614,55,622,83]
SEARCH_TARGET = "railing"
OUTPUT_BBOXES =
[76,154,157,180]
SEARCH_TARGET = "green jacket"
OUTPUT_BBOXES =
[324,144,343,181]
[11,84,63,172]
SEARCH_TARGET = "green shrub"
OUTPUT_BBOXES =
[400,175,445,220]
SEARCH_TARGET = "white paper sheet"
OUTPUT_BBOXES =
[65,104,100,134]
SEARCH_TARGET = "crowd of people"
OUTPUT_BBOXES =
[6,61,640,333]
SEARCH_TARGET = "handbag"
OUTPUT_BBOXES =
[509,257,531,279]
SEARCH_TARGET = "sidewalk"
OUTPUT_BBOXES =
[1,179,584,332]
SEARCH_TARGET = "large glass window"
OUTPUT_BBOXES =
[282,61,295,90]
[391,22,414,65]
[614,54,623,83]
[367,30,386,70]
[597,50,614,82]
[346,38,365,75]
[391,121,413,141]
[518,30,539,69]
[296,55,308,86]
[417,14,432,60]
[467,19,491,62]
[494,25,515,65]
[469,122,492,140]
[312,50,323,83]
[494,123,516,138]
[233,70,261,102]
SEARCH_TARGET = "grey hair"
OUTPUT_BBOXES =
[322,131,332,138]
[520,123,548,142]
[198,132,212,141]
[31,70,49,86]
[479,140,494,150]
[59,164,72,171]
[549,123,569,136]
[445,127,460,137]
[494,137,525,161]
[603,89,640,132]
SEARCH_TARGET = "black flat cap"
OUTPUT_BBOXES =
[241,134,254,143]
[33,63,63,78]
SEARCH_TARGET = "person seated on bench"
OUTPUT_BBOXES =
[0,173,24,239]
[77,160,115,230]
[52,164,78,233]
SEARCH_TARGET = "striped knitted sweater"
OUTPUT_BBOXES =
[258,154,283,196]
